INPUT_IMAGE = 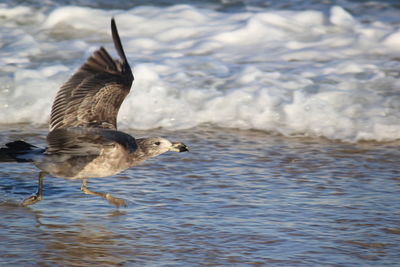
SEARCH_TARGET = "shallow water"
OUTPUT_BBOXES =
[1,126,399,266]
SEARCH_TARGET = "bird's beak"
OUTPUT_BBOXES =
[170,142,189,152]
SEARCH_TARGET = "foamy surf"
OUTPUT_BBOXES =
[0,3,400,142]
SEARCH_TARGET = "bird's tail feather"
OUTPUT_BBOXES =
[0,140,44,163]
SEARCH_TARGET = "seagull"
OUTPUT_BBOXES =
[0,18,188,207]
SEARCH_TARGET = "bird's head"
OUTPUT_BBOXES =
[136,137,188,158]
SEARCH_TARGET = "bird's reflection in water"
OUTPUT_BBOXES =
[38,222,129,266]
[0,202,132,266]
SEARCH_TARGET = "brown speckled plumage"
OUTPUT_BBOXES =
[0,18,188,207]
[50,19,133,131]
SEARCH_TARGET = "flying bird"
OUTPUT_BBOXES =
[0,18,188,207]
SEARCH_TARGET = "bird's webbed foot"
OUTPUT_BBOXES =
[21,171,46,206]
[21,194,42,206]
[104,193,127,207]
[80,179,127,208]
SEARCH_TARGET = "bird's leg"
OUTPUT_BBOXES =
[80,178,126,207]
[21,171,46,206]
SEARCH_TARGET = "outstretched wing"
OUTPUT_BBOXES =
[49,18,134,131]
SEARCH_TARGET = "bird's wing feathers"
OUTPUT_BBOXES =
[49,18,133,131]
[46,128,137,156]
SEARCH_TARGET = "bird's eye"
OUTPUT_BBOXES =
[154,141,161,146]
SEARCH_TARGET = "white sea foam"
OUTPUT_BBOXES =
[0,3,400,142]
